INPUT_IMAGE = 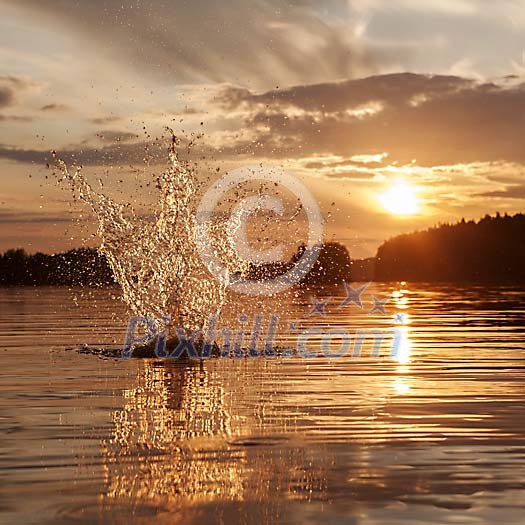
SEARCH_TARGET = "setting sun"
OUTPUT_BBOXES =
[380,179,419,215]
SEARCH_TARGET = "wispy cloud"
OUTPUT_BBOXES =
[40,103,69,112]
[0,75,39,109]
[0,209,74,224]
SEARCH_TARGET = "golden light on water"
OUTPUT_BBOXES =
[380,179,419,216]
[393,326,412,364]
[392,287,412,364]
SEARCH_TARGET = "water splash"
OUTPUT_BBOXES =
[54,130,227,331]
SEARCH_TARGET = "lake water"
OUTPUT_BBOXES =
[1,284,525,524]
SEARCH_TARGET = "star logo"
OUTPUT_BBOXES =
[369,295,389,315]
[287,321,299,332]
[339,282,369,310]
[394,313,407,324]
[307,297,331,317]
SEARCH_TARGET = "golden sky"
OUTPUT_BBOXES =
[1,0,524,257]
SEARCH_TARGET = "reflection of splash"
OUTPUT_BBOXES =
[101,361,328,513]
[102,362,242,503]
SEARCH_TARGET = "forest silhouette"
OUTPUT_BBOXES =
[375,213,525,282]
[0,213,523,285]
[0,248,114,286]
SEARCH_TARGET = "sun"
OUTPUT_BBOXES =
[380,179,419,215]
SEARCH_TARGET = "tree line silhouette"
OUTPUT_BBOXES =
[1,214,524,285]
[245,241,352,285]
[0,243,352,287]
[375,213,525,282]
[0,248,114,286]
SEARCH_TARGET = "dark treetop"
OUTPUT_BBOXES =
[375,213,525,282]
[0,248,114,286]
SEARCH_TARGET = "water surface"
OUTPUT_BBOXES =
[1,284,525,524]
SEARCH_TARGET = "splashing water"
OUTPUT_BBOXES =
[54,131,228,331]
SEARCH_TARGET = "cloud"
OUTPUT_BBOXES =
[0,87,15,109]
[478,184,525,199]
[5,0,380,89]
[0,75,37,109]
[3,73,525,170]
[0,141,163,166]
[217,73,474,112]
[40,103,69,111]
[0,145,52,164]
[89,115,121,125]
[214,73,525,166]
[304,155,389,170]
[0,209,73,224]
[0,134,254,166]
[322,170,379,181]
[5,0,525,97]
[0,115,33,122]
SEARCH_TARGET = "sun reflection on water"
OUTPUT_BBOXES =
[393,326,412,364]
